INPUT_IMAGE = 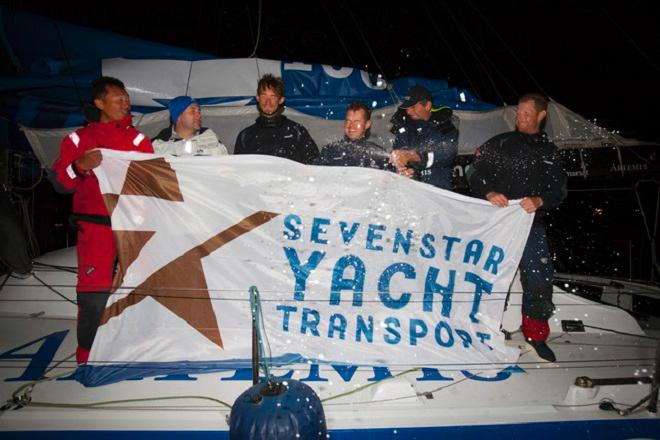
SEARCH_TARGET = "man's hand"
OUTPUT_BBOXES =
[75,149,103,172]
[486,191,508,207]
[390,149,420,178]
[520,196,544,213]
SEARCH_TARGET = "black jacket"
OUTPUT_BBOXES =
[316,137,389,169]
[393,107,458,190]
[468,130,567,213]
[234,115,319,164]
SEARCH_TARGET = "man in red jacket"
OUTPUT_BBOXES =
[50,76,153,364]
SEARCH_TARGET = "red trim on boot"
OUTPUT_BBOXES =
[522,314,549,342]
[76,346,90,365]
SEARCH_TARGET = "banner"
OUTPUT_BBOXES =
[83,151,532,386]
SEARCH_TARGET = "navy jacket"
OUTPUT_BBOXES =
[468,130,567,220]
[316,137,389,169]
[393,108,458,190]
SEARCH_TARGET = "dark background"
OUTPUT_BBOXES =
[2,1,659,282]
[4,0,659,141]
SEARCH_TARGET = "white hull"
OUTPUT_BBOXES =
[1,247,658,439]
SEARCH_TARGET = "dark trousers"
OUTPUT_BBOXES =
[519,224,555,322]
[76,222,115,350]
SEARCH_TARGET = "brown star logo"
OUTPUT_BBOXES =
[100,157,279,349]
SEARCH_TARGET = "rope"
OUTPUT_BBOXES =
[634,179,660,280]
[9,168,44,191]
[601,7,660,75]
[247,0,263,58]
[584,324,659,341]
[465,0,547,97]
[52,21,83,106]
[340,0,399,104]
[1,365,233,414]
[0,273,10,290]
[30,272,77,305]
[421,2,481,99]
[439,2,506,106]
[321,367,419,403]
[25,395,232,411]
[321,0,357,69]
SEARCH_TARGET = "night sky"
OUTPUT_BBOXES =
[2,1,658,280]
[5,1,660,142]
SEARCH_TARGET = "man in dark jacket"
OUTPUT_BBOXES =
[317,101,388,169]
[234,74,318,164]
[468,93,567,362]
[389,85,459,190]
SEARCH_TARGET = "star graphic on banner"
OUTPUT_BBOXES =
[99,157,279,349]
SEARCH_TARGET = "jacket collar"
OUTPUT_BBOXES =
[88,114,134,132]
[256,114,287,128]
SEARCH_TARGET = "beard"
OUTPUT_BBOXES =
[257,102,284,118]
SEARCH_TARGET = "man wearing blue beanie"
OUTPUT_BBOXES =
[153,95,228,156]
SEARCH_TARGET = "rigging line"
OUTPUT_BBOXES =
[192,0,205,53]
[30,272,77,305]
[584,324,659,341]
[2,287,657,300]
[184,0,206,96]
[24,395,233,411]
[553,397,637,409]
[52,20,83,106]
[340,1,398,103]
[43,352,75,375]
[450,19,519,100]
[2,363,654,375]
[600,7,660,75]
[321,0,357,68]
[0,273,10,290]
[32,262,77,272]
[247,0,263,58]
[5,296,655,308]
[440,2,506,105]
[321,368,420,403]
[341,1,383,74]
[19,190,39,258]
[633,179,660,279]
[184,61,194,97]
[10,168,44,191]
[465,0,547,96]
[13,356,652,369]
[421,2,481,99]
[244,1,256,48]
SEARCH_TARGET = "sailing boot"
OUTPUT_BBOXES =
[527,340,556,362]
[522,314,556,362]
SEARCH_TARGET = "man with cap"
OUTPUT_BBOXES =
[468,93,567,362]
[234,74,318,164]
[389,84,459,190]
[153,96,228,156]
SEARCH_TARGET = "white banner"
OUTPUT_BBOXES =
[90,151,531,375]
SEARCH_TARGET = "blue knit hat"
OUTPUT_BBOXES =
[168,96,197,123]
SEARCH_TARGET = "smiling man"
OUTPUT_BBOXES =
[316,101,388,169]
[153,95,227,156]
[234,74,319,164]
[467,93,567,362]
[49,76,153,364]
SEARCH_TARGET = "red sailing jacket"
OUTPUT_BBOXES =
[51,114,153,216]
